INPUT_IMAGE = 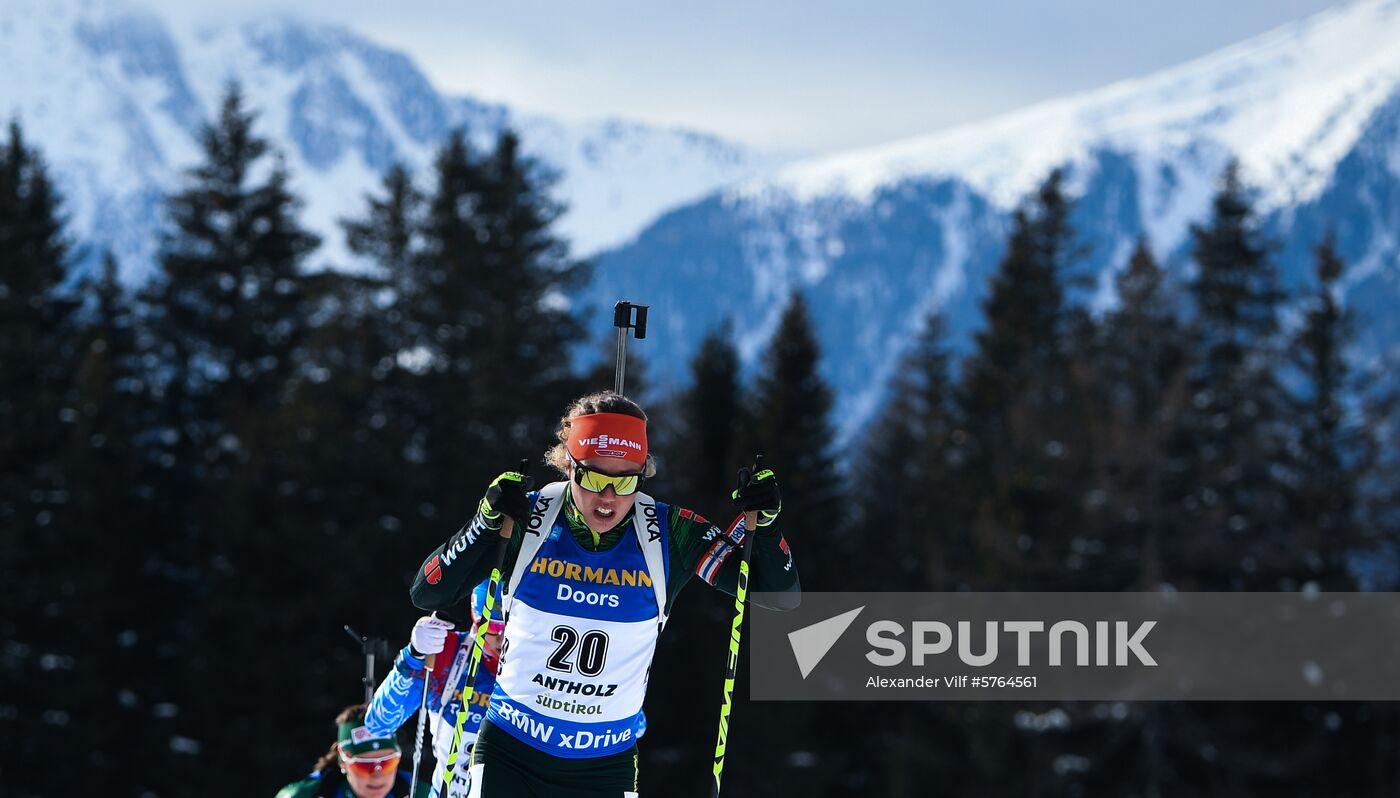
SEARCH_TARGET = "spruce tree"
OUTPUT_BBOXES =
[343,162,423,281]
[1164,164,1354,798]
[407,128,586,526]
[55,251,165,789]
[634,323,744,791]
[1177,161,1290,589]
[746,291,840,581]
[1058,241,1192,797]
[144,84,319,494]
[0,120,77,531]
[855,312,966,590]
[139,84,321,787]
[1282,235,1394,797]
[1286,234,1374,588]
[299,161,430,537]
[669,322,746,519]
[958,169,1091,588]
[1087,239,1189,589]
[850,313,988,798]
[724,290,845,796]
[0,119,84,798]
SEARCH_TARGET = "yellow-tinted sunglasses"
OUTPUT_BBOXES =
[570,457,643,496]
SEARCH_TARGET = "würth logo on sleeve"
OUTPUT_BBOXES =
[424,555,443,585]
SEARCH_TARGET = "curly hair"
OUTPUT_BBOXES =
[310,704,367,781]
[544,391,657,478]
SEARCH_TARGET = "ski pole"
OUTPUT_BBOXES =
[710,455,763,798]
[441,458,528,795]
[612,300,648,396]
[409,616,437,798]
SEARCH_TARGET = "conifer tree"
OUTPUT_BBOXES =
[0,120,77,532]
[850,313,989,798]
[958,169,1091,587]
[67,251,147,531]
[143,85,319,492]
[726,290,843,796]
[407,128,586,524]
[669,321,746,520]
[1176,161,1290,589]
[855,312,966,589]
[1087,240,1189,588]
[634,323,744,791]
[343,162,423,281]
[0,119,86,797]
[138,85,322,786]
[1159,165,1353,797]
[746,291,840,582]
[55,251,166,787]
[297,162,430,537]
[1287,234,1375,587]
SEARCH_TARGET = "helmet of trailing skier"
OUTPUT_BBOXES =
[471,578,506,634]
[333,706,400,798]
[337,715,399,756]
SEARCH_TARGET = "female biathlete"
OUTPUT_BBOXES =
[409,391,800,797]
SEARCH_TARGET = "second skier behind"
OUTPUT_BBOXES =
[365,578,504,797]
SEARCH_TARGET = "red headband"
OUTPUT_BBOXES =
[566,413,648,467]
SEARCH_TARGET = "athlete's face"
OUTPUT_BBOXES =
[569,457,642,533]
[340,747,398,798]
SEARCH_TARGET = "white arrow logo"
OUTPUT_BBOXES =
[788,606,865,679]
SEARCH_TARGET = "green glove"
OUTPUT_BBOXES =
[478,470,533,529]
[731,465,780,528]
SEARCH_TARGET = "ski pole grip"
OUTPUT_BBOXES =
[612,300,649,339]
[743,454,763,532]
[499,458,530,540]
[425,612,438,670]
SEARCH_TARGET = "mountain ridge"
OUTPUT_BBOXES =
[0,0,786,279]
[592,0,1400,439]
[758,0,1400,213]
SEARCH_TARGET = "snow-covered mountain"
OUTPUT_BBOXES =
[8,0,1399,438]
[0,0,786,279]
[592,0,1400,435]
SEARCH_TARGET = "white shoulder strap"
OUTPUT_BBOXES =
[503,482,668,628]
[506,481,569,601]
[632,491,669,628]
